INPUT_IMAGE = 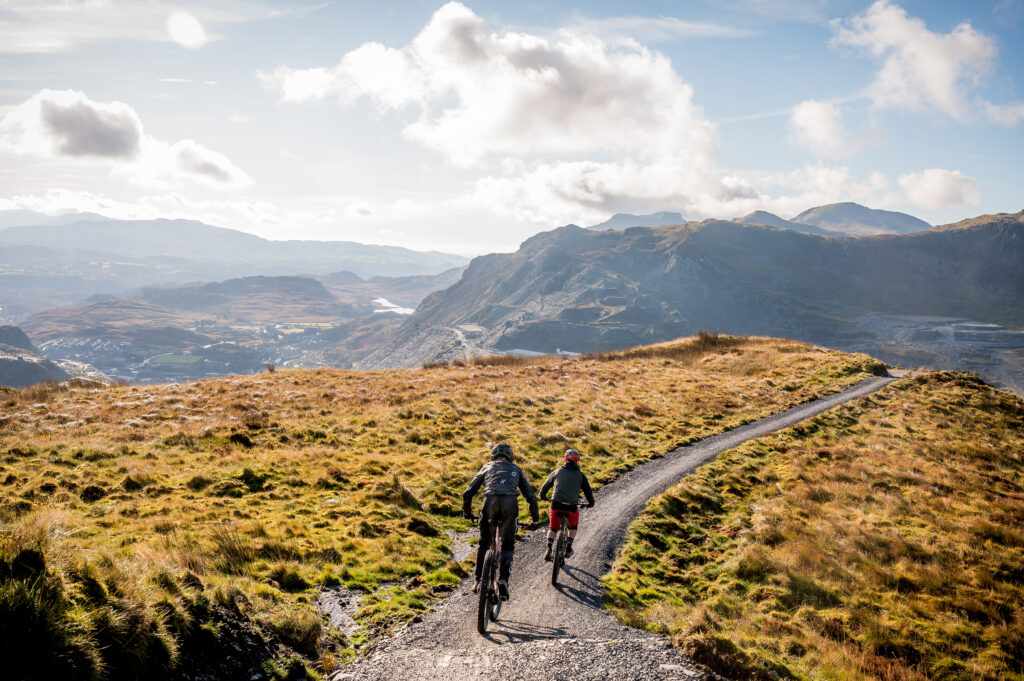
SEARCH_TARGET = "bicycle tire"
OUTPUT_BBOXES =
[477,549,494,635]
[490,597,501,622]
[551,516,567,586]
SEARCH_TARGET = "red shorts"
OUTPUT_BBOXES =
[549,507,579,530]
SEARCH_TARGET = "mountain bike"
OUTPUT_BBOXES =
[550,500,586,587]
[475,516,538,635]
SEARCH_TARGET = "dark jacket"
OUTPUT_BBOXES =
[463,459,539,521]
[539,461,594,507]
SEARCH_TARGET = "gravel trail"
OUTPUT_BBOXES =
[331,375,896,681]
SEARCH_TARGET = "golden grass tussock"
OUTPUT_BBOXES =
[0,334,884,677]
[605,371,1024,681]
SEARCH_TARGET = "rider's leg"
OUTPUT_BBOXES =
[474,497,495,583]
[565,510,580,557]
[495,496,518,590]
[545,506,559,560]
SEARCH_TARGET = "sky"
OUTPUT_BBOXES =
[0,0,1021,256]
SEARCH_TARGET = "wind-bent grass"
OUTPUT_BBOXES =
[0,335,883,678]
[606,372,1024,681]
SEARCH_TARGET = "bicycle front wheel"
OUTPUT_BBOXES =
[551,520,566,586]
[477,549,495,635]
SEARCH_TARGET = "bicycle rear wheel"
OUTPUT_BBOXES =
[477,549,495,634]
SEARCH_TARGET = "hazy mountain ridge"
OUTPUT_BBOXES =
[585,203,930,238]
[792,201,931,236]
[0,212,468,322]
[358,212,1024,378]
[137,275,353,321]
[733,210,836,236]
[587,211,685,231]
[16,267,465,381]
[0,215,466,273]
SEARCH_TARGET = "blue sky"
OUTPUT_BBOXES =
[0,0,1021,254]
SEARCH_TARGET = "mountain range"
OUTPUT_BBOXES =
[0,211,468,322]
[588,202,932,237]
[5,203,1021,391]
[358,211,1024,381]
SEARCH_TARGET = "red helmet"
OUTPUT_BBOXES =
[564,449,581,463]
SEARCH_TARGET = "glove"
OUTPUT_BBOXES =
[463,509,477,522]
[587,502,595,508]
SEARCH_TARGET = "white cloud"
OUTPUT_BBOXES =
[567,15,755,41]
[898,168,980,210]
[0,90,251,189]
[167,139,251,188]
[830,1,1014,123]
[263,2,720,166]
[258,2,989,232]
[994,0,1024,25]
[263,2,761,223]
[263,66,338,103]
[0,89,142,159]
[789,100,849,157]
[0,1,293,54]
[473,158,762,227]
[167,11,207,49]
[738,164,899,218]
[984,101,1024,127]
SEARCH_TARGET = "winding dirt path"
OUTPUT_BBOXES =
[331,375,896,681]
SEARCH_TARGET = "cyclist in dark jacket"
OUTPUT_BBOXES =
[463,443,539,600]
[539,448,594,561]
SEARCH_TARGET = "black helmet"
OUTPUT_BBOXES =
[490,443,514,462]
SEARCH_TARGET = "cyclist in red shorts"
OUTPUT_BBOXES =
[539,448,595,561]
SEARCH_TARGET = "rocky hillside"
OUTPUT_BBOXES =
[139,276,353,322]
[358,211,1023,369]
[0,324,69,387]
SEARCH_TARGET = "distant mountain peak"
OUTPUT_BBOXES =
[791,202,930,236]
[586,211,685,232]
[734,211,836,236]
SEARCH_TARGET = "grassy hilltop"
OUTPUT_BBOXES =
[607,372,1024,681]
[0,335,883,680]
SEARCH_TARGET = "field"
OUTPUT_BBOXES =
[606,372,1024,681]
[0,334,884,679]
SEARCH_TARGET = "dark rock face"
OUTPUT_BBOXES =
[358,212,1024,370]
[0,325,69,387]
[0,325,37,353]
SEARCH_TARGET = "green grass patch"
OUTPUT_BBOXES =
[606,372,1024,681]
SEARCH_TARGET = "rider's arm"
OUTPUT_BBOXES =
[581,473,595,507]
[517,468,541,523]
[538,470,556,501]
[462,465,487,517]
